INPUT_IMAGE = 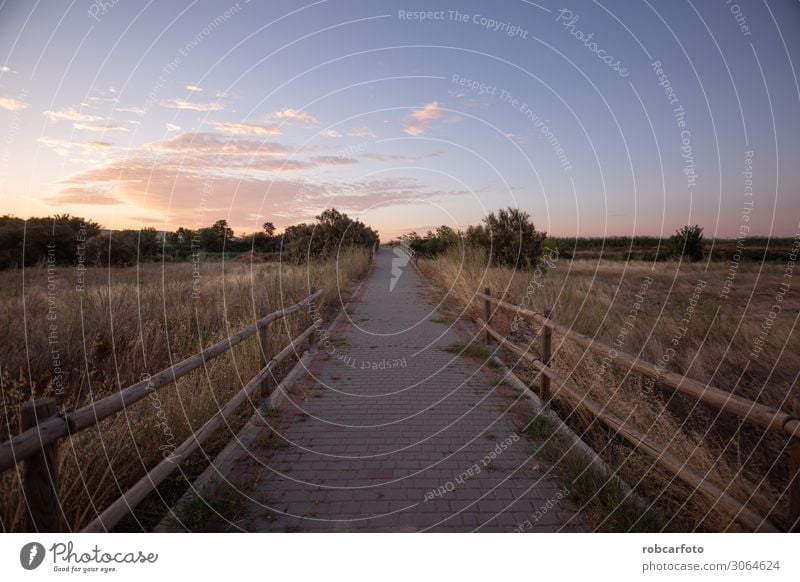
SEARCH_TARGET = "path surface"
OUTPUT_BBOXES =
[210,248,586,532]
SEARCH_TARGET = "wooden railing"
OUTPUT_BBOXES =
[478,289,800,533]
[1,288,322,532]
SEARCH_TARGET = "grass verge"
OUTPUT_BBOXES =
[517,415,663,532]
[0,248,373,531]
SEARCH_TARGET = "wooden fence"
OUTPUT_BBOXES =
[0,288,322,532]
[478,289,800,533]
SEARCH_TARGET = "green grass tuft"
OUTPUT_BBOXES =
[444,340,500,369]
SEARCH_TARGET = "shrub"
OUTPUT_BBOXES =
[281,208,379,263]
[400,226,461,258]
[668,224,705,261]
[467,207,546,269]
[84,234,138,267]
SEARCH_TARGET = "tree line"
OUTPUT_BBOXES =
[0,209,379,269]
[398,209,708,268]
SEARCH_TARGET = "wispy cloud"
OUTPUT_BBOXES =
[403,101,443,136]
[207,120,282,135]
[54,153,464,230]
[311,156,358,165]
[319,126,376,139]
[362,151,442,163]
[185,84,203,92]
[0,95,27,111]
[73,122,129,133]
[117,105,145,114]
[144,132,291,156]
[297,177,466,217]
[43,106,101,122]
[166,123,181,132]
[160,98,224,112]
[37,136,114,156]
[270,108,318,126]
[47,186,122,205]
[348,126,375,137]
[0,65,17,74]
[59,154,311,187]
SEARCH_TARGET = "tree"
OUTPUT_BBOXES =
[0,214,101,268]
[251,221,278,253]
[136,227,160,259]
[668,224,704,261]
[198,219,234,252]
[165,227,196,259]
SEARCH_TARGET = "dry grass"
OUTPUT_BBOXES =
[421,246,799,531]
[0,249,372,531]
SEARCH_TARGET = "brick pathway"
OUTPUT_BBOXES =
[214,248,586,532]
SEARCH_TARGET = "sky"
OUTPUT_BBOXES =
[0,0,798,241]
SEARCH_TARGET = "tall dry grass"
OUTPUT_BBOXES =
[0,249,372,531]
[421,245,799,531]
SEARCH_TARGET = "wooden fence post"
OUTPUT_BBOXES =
[308,287,318,353]
[541,308,553,405]
[21,398,61,532]
[258,302,270,400]
[790,398,800,532]
[484,288,492,345]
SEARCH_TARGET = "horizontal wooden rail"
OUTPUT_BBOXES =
[479,318,779,533]
[82,324,315,532]
[477,291,800,440]
[0,289,322,474]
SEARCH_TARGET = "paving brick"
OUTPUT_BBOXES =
[202,249,588,532]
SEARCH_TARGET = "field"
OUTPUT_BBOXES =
[0,250,372,531]
[546,236,798,263]
[420,245,799,531]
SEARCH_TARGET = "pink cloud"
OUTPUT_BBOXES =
[207,120,282,136]
[270,108,318,126]
[48,186,122,205]
[348,126,375,137]
[403,101,443,136]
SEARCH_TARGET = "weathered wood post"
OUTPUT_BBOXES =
[790,398,800,532]
[484,287,492,345]
[21,398,61,532]
[308,286,318,353]
[258,301,270,399]
[541,308,553,406]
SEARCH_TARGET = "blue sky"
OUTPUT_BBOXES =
[1,0,798,240]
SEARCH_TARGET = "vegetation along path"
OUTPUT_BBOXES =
[189,248,586,532]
